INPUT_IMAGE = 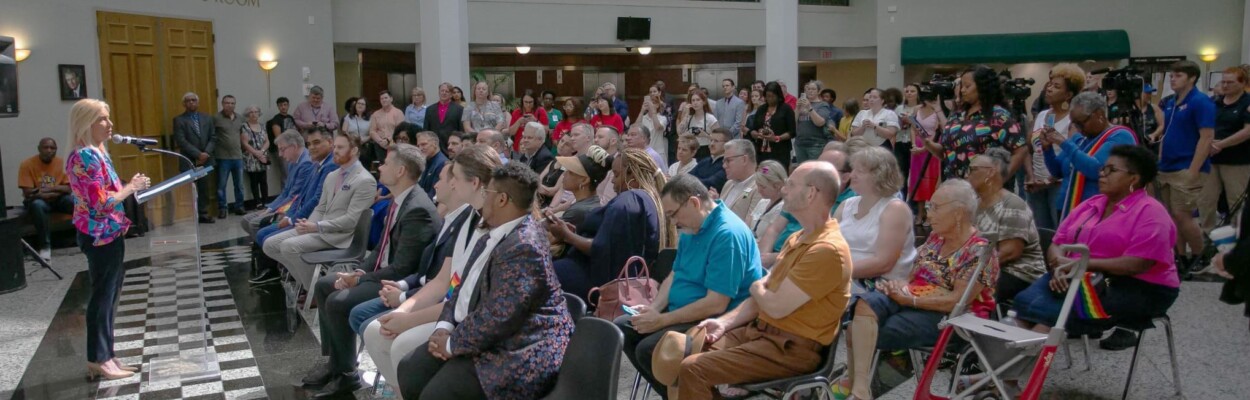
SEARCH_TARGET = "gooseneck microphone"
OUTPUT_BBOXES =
[111,134,158,146]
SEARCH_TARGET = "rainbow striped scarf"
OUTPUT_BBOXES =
[1074,273,1110,319]
[274,195,298,214]
[1059,127,1124,218]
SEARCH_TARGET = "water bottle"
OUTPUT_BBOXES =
[1002,310,1019,326]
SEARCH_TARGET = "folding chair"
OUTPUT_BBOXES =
[293,210,373,312]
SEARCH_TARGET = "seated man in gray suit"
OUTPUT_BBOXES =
[263,132,376,295]
[301,144,442,398]
[172,92,217,223]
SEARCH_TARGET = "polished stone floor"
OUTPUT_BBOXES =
[1,214,1247,399]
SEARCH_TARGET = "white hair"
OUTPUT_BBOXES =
[523,122,546,138]
[183,92,199,101]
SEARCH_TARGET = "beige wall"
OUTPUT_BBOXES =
[334,62,361,104]
[816,60,877,108]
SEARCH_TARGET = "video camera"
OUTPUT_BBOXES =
[997,70,1035,102]
[1094,66,1146,100]
[920,74,957,101]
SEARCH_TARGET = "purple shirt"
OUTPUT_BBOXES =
[293,101,340,132]
[1053,189,1179,288]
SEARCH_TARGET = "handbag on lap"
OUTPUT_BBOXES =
[587,256,657,320]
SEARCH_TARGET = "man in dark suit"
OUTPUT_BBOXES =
[424,82,465,149]
[415,131,447,199]
[511,121,554,174]
[172,92,218,223]
[302,143,441,398]
[690,128,730,192]
[398,163,573,400]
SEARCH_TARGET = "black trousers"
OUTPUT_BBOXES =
[313,275,383,373]
[397,344,486,400]
[180,160,212,216]
[79,232,126,363]
[246,170,268,204]
[614,316,696,400]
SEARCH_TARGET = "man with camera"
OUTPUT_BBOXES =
[1150,60,1216,274]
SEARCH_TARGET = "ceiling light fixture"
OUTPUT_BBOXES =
[516,46,531,55]
[638,47,652,55]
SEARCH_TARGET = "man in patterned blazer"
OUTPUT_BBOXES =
[397,162,573,400]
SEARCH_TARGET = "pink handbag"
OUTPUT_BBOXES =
[588,256,658,320]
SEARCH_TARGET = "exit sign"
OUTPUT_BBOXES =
[820,49,834,59]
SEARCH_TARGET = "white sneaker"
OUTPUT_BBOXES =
[38,248,51,262]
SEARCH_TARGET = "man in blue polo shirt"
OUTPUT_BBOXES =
[615,174,764,398]
[1151,60,1216,273]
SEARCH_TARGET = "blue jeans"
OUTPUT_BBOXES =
[349,297,392,336]
[853,290,944,350]
[255,224,290,247]
[1026,185,1062,231]
[216,158,245,210]
[27,195,74,248]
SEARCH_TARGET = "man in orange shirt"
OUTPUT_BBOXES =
[18,138,73,261]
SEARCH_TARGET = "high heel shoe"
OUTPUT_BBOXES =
[110,358,139,372]
[87,362,135,380]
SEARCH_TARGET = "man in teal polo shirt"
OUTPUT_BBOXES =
[1151,60,1216,273]
[616,174,764,399]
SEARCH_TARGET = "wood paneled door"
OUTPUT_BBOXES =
[97,11,217,220]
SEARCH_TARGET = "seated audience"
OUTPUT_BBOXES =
[18,138,72,261]
[594,126,623,204]
[749,160,798,268]
[835,179,999,400]
[299,144,440,398]
[1014,145,1179,350]
[537,136,575,208]
[240,130,314,238]
[361,145,494,392]
[262,132,374,294]
[445,131,466,160]
[511,122,553,173]
[392,122,418,145]
[668,134,700,177]
[553,146,609,228]
[1215,179,1250,331]
[546,148,675,299]
[626,123,666,173]
[969,148,1045,302]
[1042,91,1137,221]
[690,129,729,192]
[250,127,338,285]
[476,128,511,164]
[677,162,851,400]
[397,163,573,400]
[619,174,764,397]
[543,124,597,213]
[719,139,763,223]
[415,131,447,198]
[819,142,856,212]
[832,146,916,292]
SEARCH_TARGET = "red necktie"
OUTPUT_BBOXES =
[373,201,399,271]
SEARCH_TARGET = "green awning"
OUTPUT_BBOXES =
[901,30,1130,65]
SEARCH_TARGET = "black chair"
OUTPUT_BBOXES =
[297,210,373,311]
[564,292,587,321]
[738,321,848,399]
[541,318,624,400]
[652,248,677,282]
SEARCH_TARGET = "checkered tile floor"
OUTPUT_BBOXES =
[95,245,267,400]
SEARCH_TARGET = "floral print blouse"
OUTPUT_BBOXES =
[67,147,131,246]
[939,105,1025,180]
[908,231,1000,318]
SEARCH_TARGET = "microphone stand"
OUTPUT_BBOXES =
[135,144,196,171]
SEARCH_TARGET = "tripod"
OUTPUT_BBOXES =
[21,238,63,280]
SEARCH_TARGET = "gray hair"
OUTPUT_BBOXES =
[309,85,325,96]
[849,146,903,196]
[661,173,711,205]
[416,130,440,143]
[182,92,199,101]
[523,122,546,139]
[569,122,594,139]
[479,129,505,145]
[978,147,1013,181]
[276,129,304,148]
[805,80,824,90]
[390,143,427,181]
[1070,91,1107,116]
[629,122,652,138]
[755,160,788,190]
[937,179,978,217]
[243,105,261,116]
[724,139,757,164]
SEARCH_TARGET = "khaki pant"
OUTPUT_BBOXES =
[1157,170,1205,216]
[1199,164,1250,231]
[677,322,823,400]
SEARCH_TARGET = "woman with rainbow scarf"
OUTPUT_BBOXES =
[1013,145,1180,351]
[1042,92,1138,221]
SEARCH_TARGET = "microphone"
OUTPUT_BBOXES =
[111,134,158,146]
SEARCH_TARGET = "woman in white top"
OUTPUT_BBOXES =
[341,96,370,142]
[637,85,669,164]
[851,88,900,148]
[833,146,916,292]
[678,90,720,159]
[1024,63,1084,231]
[749,160,789,268]
[668,134,700,177]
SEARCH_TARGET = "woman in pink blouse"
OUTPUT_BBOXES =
[65,99,151,380]
[1012,145,1179,350]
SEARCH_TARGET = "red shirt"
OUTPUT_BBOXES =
[437,100,451,123]
[510,107,549,151]
[553,119,577,143]
[784,93,798,110]
[590,113,624,132]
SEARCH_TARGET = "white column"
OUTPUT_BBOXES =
[419,0,470,96]
[758,0,798,90]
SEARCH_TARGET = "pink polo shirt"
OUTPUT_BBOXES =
[1053,189,1179,288]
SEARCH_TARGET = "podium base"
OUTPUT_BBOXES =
[148,349,221,384]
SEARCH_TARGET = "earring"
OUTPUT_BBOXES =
[1061,101,1070,111]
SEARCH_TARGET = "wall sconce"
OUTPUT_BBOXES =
[637,47,652,55]
[259,60,278,71]
[14,48,30,62]
[258,56,278,108]
[516,46,531,55]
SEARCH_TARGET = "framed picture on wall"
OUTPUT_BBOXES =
[59,64,87,100]
[0,35,18,118]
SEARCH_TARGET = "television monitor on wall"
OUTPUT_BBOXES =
[616,17,651,41]
[0,35,18,118]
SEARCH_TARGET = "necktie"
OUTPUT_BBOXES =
[373,201,400,271]
[191,114,201,136]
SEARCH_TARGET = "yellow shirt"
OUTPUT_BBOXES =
[759,219,853,345]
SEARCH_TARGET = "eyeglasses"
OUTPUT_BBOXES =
[925,200,959,213]
[724,154,747,163]
[1099,165,1133,176]
[664,198,689,219]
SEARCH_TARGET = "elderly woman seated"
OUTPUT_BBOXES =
[832,146,916,292]
[1012,145,1180,350]
[968,147,1046,302]
[749,160,799,267]
[834,179,1000,400]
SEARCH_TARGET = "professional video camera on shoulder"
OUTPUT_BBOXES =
[920,74,957,101]
[997,70,1035,102]
[1093,65,1146,100]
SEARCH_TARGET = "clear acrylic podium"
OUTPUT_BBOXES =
[134,166,217,384]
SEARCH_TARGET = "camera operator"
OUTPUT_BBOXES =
[923,65,1027,180]
[1198,67,1250,240]
[1152,60,1216,274]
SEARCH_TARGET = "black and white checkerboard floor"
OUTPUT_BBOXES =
[95,245,268,400]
